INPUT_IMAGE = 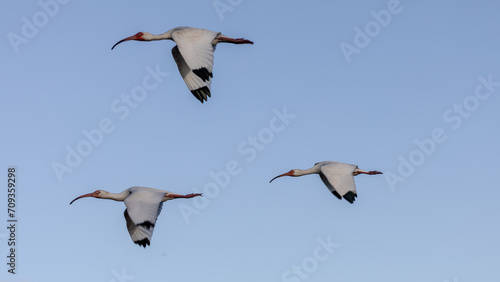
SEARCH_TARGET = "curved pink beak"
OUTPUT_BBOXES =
[70,192,97,205]
[269,171,294,183]
[111,33,143,50]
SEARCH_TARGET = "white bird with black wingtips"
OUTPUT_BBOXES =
[270,161,382,203]
[70,187,202,247]
[112,26,253,103]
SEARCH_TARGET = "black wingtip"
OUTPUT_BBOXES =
[135,238,151,248]
[192,68,213,82]
[191,86,211,103]
[343,191,357,204]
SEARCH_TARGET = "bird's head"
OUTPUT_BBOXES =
[111,32,155,50]
[269,169,297,183]
[70,190,108,205]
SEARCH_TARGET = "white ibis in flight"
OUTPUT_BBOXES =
[270,161,382,204]
[70,187,202,247]
[111,26,253,103]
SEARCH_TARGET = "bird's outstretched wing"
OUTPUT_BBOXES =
[319,162,358,203]
[124,187,166,247]
[171,28,220,103]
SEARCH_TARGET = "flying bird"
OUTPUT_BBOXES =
[111,26,253,103]
[70,187,202,247]
[270,161,382,204]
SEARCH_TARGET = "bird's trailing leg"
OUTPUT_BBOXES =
[354,170,383,175]
[216,36,254,45]
[165,193,203,199]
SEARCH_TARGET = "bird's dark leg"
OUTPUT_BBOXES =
[355,170,383,175]
[217,36,254,44]
[168,193,203,199]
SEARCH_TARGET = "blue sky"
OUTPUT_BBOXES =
[1,0,500,281]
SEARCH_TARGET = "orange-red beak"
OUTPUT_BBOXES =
[70,191,98,205]
[269,171,294,183]
[111,33,144,50]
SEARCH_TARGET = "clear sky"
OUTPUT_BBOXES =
[1,0,500,281]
